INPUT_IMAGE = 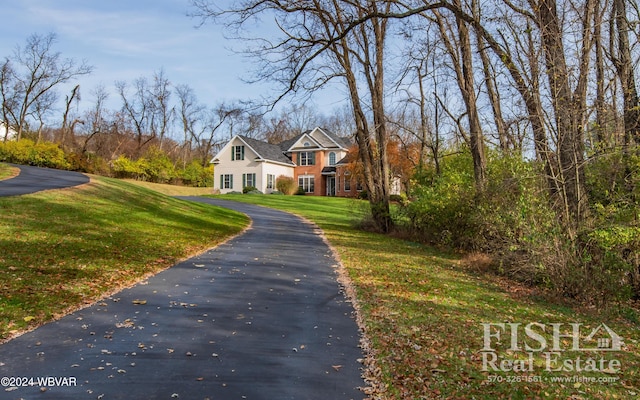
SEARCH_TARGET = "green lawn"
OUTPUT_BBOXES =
[0,176,248,341]
[212,193,640,400]
[1,171,638,399]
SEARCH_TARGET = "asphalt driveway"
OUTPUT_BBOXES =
[0,164,89,197]
[0,195,365,399]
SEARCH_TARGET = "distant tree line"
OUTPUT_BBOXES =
[0,32,355,185]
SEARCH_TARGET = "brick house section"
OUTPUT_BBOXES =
[294,151,327,196]
[281,128,351,196]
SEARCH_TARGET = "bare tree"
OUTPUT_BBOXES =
[392,20,442,172]
[611,0,640,147]
[195,105,238,166]
[432,0,486,190]
[477,33,509,153]
[0,33,92,140]
[60,84,82,149]
[176,83,206,167]
[79,85,110,156]
[320,105,356,139]
[116,77,154,156]
[193,0,396,232]
[405,0,594,230]
[149,69,175,150]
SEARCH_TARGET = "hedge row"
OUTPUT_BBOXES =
[0,140,213,187]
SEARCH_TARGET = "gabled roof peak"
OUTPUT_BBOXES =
[283,127,350,152]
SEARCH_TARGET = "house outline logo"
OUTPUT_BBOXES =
[583,323,623,351]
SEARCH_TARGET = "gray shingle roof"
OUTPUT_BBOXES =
[319,128,353,149]
[236,128,352,166]
[278,135,301,152]
[239,135,295,165]
[279,128,352,151]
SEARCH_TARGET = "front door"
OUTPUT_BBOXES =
[326,176,336,196]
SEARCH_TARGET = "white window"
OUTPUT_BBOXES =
[221,174,233,189]
[266,174,275,189]
[298,175,315,193]
[299,151,315,166]
[243,173,256,188]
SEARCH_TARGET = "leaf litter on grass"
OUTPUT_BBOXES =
[212,194,640,399]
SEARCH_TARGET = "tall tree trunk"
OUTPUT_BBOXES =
[613,0,640,146]
[478,35,508,153]
[328,2,392,233]
[369,10,393,232]
[456,0,486,190]
[593,0,607,148]
[537,0,592,229]
[60,85,80,150]
[434,2,486,191]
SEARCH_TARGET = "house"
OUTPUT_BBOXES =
[211,127,353,196]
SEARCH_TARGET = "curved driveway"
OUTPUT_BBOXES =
[0,194,365,399]
[0,164,89,197]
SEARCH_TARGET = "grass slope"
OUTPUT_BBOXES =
[121,178,216,196]
[0,176,248,341]
[0,163,19,180]
[213,193,640,400]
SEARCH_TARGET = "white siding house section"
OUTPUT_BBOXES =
[261,163,295,193]
[213,137,258,194]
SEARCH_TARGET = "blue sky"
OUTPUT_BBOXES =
[0,0,344,115]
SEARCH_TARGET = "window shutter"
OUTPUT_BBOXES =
[220,175,223,189]
[242,174,246,188]
[310,152,315,165]
[231,146,235,161]
[241,146,245,160]
[230,175,233,189]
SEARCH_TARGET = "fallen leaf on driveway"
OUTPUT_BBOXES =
[332,365,343,371]
[132,299,147,305]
